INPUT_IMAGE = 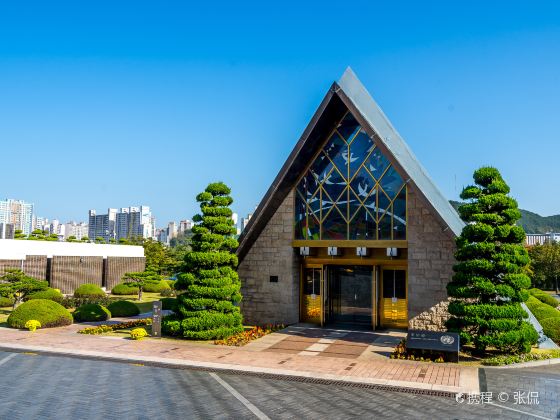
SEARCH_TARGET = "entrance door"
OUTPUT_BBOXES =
[380,269,407,329]
[327,266,372,326]
[301,266,322,324]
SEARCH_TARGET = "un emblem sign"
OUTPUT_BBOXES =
[440,335,455,345]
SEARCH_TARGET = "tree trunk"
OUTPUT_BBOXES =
[138,287,143,302]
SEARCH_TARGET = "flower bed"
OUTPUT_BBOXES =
[482,350,560,366]
[77,319,152,335]
[214,324,285,346]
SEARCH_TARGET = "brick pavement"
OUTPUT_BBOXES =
[0,323,479,395]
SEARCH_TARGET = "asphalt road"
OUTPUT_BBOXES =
[0,350,558,419]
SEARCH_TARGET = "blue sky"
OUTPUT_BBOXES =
[1,1,559,225]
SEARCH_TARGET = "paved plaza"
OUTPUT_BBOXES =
[0,350,557,419]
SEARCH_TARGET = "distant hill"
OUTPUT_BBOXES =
[449,201,560,234]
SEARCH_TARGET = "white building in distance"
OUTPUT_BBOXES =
[0,198,34,235]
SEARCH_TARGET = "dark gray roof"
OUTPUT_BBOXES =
[237,68,464,262]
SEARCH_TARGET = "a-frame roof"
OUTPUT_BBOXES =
[237,68,464,262]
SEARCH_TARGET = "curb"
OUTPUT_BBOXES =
[0,342,471,397]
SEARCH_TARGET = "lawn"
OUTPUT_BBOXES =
[109,292,163,313]
[0,308,10,327]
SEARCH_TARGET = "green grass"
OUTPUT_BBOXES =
[108,292,162,313]
[0,308,10,328]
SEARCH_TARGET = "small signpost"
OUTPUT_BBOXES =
[406,330,460,362]
[152,301,162,338]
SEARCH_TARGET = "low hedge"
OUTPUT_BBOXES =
[540,317,560,344]
[73,304,111,322]
[74,284,106,298]
[0,296,14,307]
[165,280,176,288]
[526,296,559,320]
[7,299,73,328]
[26,288,64,303]
[529,288,559,308]
[107,300,140,317]
[160,297,177,311]
[143,280,171,293]
[111,283,139,295]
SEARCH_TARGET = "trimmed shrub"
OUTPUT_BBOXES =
[73,304,111,322]
[143,280,171,293]
[61,295,112,309]
[107,300,140,317]
[74,283,105,298]
[165,280,176,288]
[160,297,177,311]
[526,296,559,320]
[0,296,14,307]
[7,299,73,328]
[160,288,175,297]
[111,283,139,295]
[446,167,537,354]
[130,327,148,340]
[540,317,560,344]
[26,288,64,303]
[529,288,559,308]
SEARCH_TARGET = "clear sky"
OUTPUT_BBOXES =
[1,1,559,226]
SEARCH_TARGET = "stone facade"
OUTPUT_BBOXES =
[50,256,104,294]
[105,256,146,290]
[407,186,456,331]
[238,191,300,325]
[0,256,48,280]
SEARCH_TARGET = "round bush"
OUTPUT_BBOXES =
[165,280,176,288]
[107,300,140,317]
[111,283,139,295]
[73,304,111,322]
[74,283,105,298]
[7,299,73,329]
[0,296,14,307]
[540,317,560,344]
[26,288,64,303]
[143,280,171,293]
[130,327,148,340]
[160,297,177,311]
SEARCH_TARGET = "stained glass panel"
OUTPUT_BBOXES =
[365,146,389,180]
[378,213,392,240]
[323,167,346,202]
[307,213,320,240]
[309,152,333,185]
[323,133,347,177]
[337,112,360,143]
[393,187,406,240]
[377,190,391,219]
[349,129,374,176]
[349,207,376,240]
[380,166,404,199]
[295,192,306,240]
[348,189,361,221]
[307,189,321,219]
[350,166,374,200]
[321,206,347,240]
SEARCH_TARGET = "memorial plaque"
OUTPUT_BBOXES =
[152,301,162,338]
[406,330,460,362]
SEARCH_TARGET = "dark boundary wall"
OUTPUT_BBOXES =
[50,256,104,294]
[106,257,146,290]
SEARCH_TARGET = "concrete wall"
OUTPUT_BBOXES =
[0,239,144,259]
[407,186,456,331]
[238,191,300,325]
[0,255,48,280]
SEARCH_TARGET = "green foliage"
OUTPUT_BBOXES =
[0,296,14,307]
[529,242,560,292]
[107,300,141,317]
[111,283,140,295]
[164,182,243,340]
[26,288,64,303]
[74,283,105,298]
[529,288,559,308]
[7,299,73,328]
[446,167,538,354]
[77,319,151,335]
[525,296,559,320]
[143,279,171,293]
[0,269,48,308]
[165,280,176,288]
[27,229,59,241]
[14,229,26,239]
[61,295,112,309]
[483,349,560,366]
[122,271,163,300]
[73,303,111,322]
[540,318,560,344]
[160,297,177,311]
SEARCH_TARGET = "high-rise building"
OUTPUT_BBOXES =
[32,216,48,232]
[88,208,117,242]
[0,223,15,239]
[0,199,34,235]
[114,206,154,241]
[63,222,89,240]
[241,213,253,231]
[179,220,193,233]
[231,212,240,235]
[167,221,177,239]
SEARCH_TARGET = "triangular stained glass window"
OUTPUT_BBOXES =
[309,152,333,186]
[322,167,346,203]
[321,206,347,240]
[348,129,374,176]
[324,133,348,179]
[337,112,361,143]
[380,166,404,199]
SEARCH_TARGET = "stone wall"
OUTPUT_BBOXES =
[238,191,300,325]
[105,257,146,290]
[407,186,456,331]
[0,256,48,280]
[50,256,104,294]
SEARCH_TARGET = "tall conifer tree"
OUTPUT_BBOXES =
[447,167,538,353]
[165,182,243,339]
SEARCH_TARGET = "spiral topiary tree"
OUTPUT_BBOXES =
[166,182,243,340]
[446,167,538,354]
